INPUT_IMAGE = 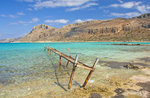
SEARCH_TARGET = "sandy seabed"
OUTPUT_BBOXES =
[0,60,150,98]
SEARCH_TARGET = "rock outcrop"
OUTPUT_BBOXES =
[18,13,150,42]
[134,13,150,19]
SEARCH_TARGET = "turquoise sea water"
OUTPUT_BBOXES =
[0,42,150,97]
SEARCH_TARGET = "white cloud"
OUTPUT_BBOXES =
[147,6,150,9]
[86,19,94,21]
[27,8,33,11]
[74,19,94,23]
[32,18,39,23]
[74,19,84,23]
[118,0,123,3]
[24,0,34,2]
[17,0,98,11]
[17,12,25,15]
[67,2,98,11]
[137,5,150,13]
[34,0,92,8]
[0,12,25,18]
[109,1,150,14]
[27,0,98,11]
[45,19,68,24]
[10,18,39,25]
[0,14,16,18]
[17,0,34,2]
[9,14,16,18]
[111,12,141,18]
[110,1,141,9]
[0,14,6,17]
[109,1,150,13]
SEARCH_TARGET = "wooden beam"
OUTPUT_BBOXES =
[82,58,99,87]
[50,50,51,55]
[54,48,56,55]
[46,47,93,70]
[45,47,98,89]
[66,56,71,68]
[59,56,61,66]
[66,60,70,68]
[68,55,78,89]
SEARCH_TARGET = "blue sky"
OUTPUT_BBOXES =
[0,0,150,39]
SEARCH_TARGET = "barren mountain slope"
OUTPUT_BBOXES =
[18,13,150,42]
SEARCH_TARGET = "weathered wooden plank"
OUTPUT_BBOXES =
[50,50,51,55]
[59,56,61,66]
[45,47,98,88]
[66,60,70,67]
[68,55,78,89]
[82,58,99,87]
[47,47,93,70]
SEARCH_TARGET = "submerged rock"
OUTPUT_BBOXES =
[114,88,125,95]
[90,93,102,98]
[123,63,139,70]
[112,94,124,98]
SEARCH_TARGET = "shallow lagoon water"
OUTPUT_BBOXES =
[0,42,150,97]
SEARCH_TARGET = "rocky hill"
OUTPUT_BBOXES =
[134,13,150,19]
[18,13,150,42]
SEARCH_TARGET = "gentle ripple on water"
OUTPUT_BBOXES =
[0,42,150,97]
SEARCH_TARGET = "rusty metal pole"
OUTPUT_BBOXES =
[82,58,99,87]
[68,55,78,89]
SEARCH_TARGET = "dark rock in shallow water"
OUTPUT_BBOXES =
[137,82,150,97]
[137,82,150,91]
[113,88,125,98]
[100,60,148,69]
[114,88,125,95]
[123,63,139,70]
[0,77,14,85]
[90,93,102,98]
[112,95,125,98]
[134,63,149,67]
[99,61,128,69]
